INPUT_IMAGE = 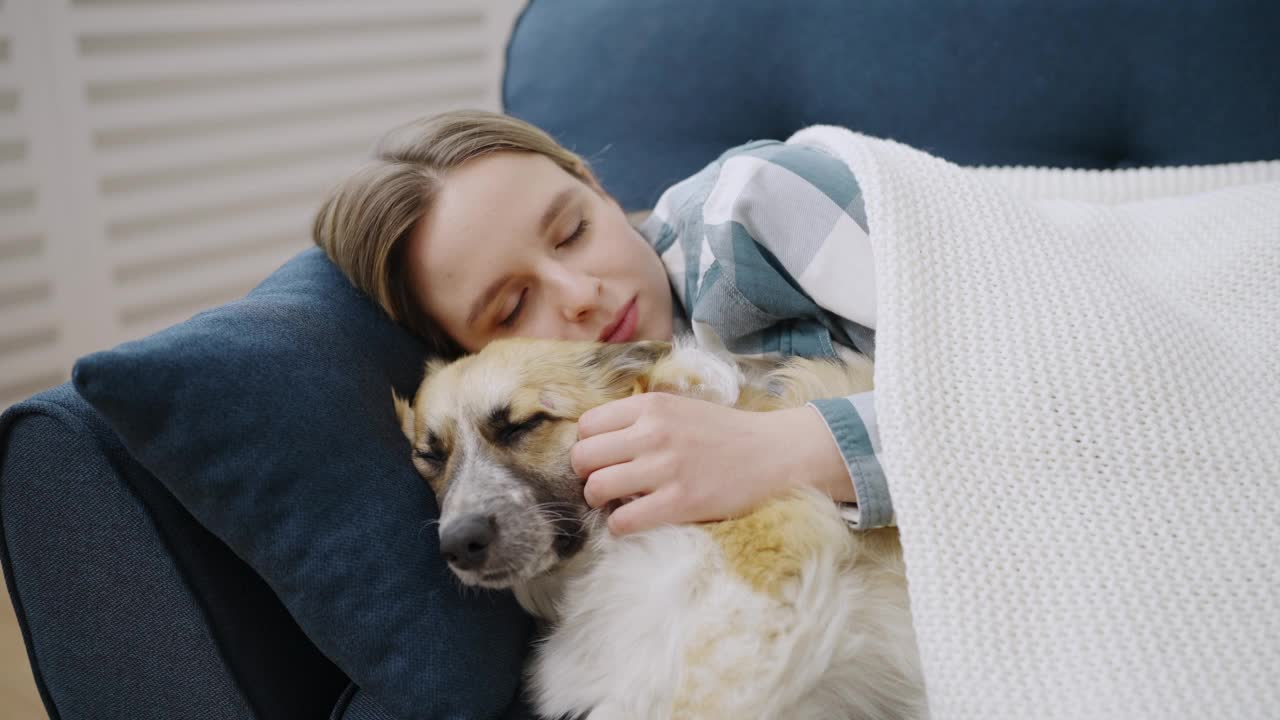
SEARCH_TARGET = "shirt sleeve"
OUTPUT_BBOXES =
[640,140,894,529]
[712,143,892,528]
[807,391,895,529]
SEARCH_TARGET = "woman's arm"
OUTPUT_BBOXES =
[571,388,893,535]
[688,142,892,528]
[590,139,893,534]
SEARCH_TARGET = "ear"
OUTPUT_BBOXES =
[588,340,672,396]
[391,389,416,443]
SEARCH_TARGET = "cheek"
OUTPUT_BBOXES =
[426,474,448,503]
[595,220,648,273]
[519,311,565,341]
[618,222,656,266]
[418,480,448,517]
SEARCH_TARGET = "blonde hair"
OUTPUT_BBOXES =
[312,109,592,357]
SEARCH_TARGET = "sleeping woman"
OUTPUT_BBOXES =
[312,109,892,537]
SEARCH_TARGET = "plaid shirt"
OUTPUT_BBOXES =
[637,139,892,529]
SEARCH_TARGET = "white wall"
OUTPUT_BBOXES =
[0,0,526,409]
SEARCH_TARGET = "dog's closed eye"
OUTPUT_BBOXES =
[414,447,446,465]
[497,411,554,445]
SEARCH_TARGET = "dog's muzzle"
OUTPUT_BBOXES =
[438,512,496,571]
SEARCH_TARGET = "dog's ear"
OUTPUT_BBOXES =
[391,389,416,443]
[588,340,672,396]
[393,357,450,442]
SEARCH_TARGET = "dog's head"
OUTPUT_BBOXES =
[394,338,670,588]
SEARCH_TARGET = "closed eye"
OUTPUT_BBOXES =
[414,447,445,465]
[498,412,554,444]
[556,218,590,249]
[497,288,526,328]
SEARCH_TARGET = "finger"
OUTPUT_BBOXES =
[577,394,649,440]
[570,427,641,479]
[607,485,686,536]
[583,462,654,509]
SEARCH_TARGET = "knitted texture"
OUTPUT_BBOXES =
[791,126,1280,720]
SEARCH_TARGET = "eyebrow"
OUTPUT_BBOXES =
[464,186,576,328]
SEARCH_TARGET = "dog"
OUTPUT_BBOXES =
[393,337,925,719]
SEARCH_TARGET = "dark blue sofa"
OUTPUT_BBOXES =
[3,1,1278,718]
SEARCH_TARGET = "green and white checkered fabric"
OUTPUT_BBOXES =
[638,139,892,529]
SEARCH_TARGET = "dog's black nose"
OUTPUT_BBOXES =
[439,514,496,570]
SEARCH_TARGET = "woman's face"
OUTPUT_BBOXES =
[406,151,674,353]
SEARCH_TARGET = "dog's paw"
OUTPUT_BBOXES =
[648,344,743,406]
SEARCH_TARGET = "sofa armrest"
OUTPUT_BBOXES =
[1,384,346,719]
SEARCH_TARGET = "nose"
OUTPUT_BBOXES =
[554,270,603,322]
[438,513,497,570]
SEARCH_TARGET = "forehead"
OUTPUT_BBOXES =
[418,152,578,270]
[417,340,596,437]
[419,357,525,436]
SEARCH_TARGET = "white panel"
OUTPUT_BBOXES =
[95,92,488,192]
[0,0,65,412]
[89,60,489,132]
[0,115,23,137]
[100,154,364,236]
[110,203,312,267]
[114,236,304,303]
[0,292,56,338]
[0,339,60,383]
[105,185,328,248]
[115,240,305,328]
[0,249,42,288]
[80,27,488,88]
[71,2,484,35]
[0,0,526,412]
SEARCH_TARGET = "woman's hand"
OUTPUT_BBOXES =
[571,392,855,535]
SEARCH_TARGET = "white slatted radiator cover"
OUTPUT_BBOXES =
[0,0,524,409]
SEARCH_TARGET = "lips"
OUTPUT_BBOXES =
[598,296,638,342]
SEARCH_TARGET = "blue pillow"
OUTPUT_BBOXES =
[72,247,532,720]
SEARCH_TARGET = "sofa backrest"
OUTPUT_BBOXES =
[504,0,1280,211]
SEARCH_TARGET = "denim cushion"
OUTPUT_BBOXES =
[72,247,533,720]
[504,0,1280,211]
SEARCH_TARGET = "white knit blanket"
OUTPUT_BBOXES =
[790,126,1280,720]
